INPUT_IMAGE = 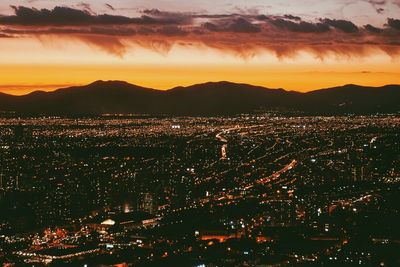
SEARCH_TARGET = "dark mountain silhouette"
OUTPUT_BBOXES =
[300,84,400,113]
[0,81,399,115]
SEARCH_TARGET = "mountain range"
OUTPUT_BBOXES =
[0,81,399,115]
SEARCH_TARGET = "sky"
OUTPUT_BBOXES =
[0,0,400,95]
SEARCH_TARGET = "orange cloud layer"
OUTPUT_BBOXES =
[1,6,400,58]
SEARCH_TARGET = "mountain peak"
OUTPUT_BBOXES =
[89,80,129,85]
[57,80,157,94]
[0,81,398,115]
[88,80,132,87]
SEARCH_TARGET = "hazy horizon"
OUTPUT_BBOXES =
[1,79,400,96]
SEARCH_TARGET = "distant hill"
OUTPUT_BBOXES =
[0,81,399,115]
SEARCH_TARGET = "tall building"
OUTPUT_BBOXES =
[0,172,4,199]
[138,192,156,214]
[0,172,3,190]
[53,183,72,223]
[221,144,228,160]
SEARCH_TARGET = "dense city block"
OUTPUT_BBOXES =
[0,114,399,266]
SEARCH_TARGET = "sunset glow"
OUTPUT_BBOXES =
[0,0,399,94]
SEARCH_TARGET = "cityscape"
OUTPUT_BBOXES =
[0,114,399,266]
[1,0,400,266]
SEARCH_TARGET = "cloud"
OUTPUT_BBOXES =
[203,17,261,33]
[77,2,95,15]
[229,18,261,33]
[76,35,128,57]
[268,18,330,33]
[364,0,387,12]
[0,33,12,38]
[364,24,383,32]
[105,4,115,11]
[322,19,359,33]
[157,26,187,36]
[141,9,193,25]
[203,22,220,32]
[5,6,93,25]
[366,0,387,4]
[387,18,400,30]
[283,14,301,21]
[0,6,399,59]
[0,6,190,25]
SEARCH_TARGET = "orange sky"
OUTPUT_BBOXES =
[0,4,400,95]
[0,38,399,95]
[1,64,400,95]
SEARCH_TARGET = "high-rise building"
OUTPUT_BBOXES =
[138,192,156,214]
[221,144,228,160]
[0,172,3,190]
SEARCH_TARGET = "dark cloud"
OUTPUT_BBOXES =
[157,26,187,36]
[77,2,95,15]
[229,18,261,33]
[283,14,301,21]
[88,26,136,36]
[137,27,155,35]
[203,18,261,33]
[269,18,330,33]
[8,6,93,25]
[194,14,235,19]
[203,22,220,32]
[260,16,363,34]
[0,6,191,26]
[363,0,388,13]
[387,18,400,30]
[366,0,387,5]
[1,26,136,36]
[0,6,399,59]
[105,4,115,11]
[141,9,193,25]
[364,24,383,33]
[322,19,359,33]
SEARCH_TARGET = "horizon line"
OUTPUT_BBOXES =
[1,80,399,97]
